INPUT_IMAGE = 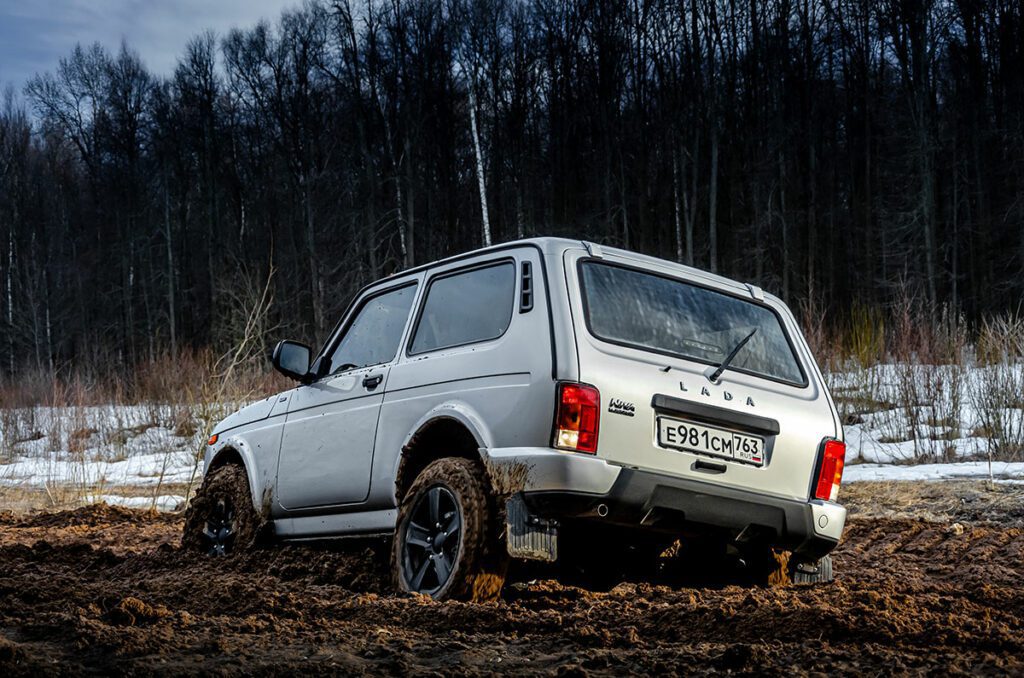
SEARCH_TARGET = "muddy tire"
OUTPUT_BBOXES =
[392,457,507,601]
[791,554,834,585]
[182,464,261,556]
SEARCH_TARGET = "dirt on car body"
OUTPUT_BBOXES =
[0,494,1022,676]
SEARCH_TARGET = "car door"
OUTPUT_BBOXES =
[276,281,419,510]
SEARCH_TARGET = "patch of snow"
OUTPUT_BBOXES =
[0,450,199,488]
[1,372,1022,496]
[89,494,186,512]
[844,461,1024,483]
[832,362,1024,469]
[0,403,204,492]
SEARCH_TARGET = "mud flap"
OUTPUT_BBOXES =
[791,554,834,585]
[505,494,558,562]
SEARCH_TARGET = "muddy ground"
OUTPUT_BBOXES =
[1,481,1022,676]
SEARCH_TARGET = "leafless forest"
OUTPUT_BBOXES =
[0,0,1022,390]
[2,5,1024,673]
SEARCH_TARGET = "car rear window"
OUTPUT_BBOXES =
[579,262,805,385]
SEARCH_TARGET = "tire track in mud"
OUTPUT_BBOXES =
[0,505,1022,675]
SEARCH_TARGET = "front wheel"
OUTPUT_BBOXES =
[182,464,261,556]
[392,457,506,601]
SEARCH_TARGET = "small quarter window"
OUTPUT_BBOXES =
[410,262,515,354]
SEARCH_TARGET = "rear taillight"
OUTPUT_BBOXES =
[554,382,600,454]
[814,439,846,501]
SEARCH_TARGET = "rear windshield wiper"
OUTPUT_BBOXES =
[707,328,757,383]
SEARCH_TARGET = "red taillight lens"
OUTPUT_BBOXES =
[554,382,600,454]
[814,439,846,501]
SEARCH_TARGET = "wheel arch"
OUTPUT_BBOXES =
[206,438,263,512]
[393,404,493,503]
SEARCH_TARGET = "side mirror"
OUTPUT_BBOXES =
[271,340,312,382]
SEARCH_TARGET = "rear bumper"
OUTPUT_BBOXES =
[484,447,845,560]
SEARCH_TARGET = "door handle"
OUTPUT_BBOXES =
[362,374,383,390]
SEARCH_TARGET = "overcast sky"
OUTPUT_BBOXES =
[0,0,296,94]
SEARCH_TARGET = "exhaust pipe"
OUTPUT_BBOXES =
[596,503,609,518]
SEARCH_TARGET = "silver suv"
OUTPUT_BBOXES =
[183,238,847,599]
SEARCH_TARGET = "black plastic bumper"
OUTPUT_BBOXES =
[522,467,839,560]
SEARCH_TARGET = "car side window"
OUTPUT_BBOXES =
[410,261,515,355]
[327,284,417,374]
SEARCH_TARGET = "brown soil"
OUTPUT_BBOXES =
[1,494,1022,676]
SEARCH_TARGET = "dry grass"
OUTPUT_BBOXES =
[841,480,1024,524]
[0,348,286,411]
[0,483,191,514]
[0,268,286,511]
[813,296,1024,463]
[0,346,288,511]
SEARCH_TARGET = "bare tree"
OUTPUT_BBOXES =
[4,0,1024,381]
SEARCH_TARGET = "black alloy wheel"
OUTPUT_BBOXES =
[401,485,462,594]
[182,464,260,556]
[203,497,236,556]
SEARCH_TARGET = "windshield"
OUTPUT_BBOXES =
[579,262,805,385]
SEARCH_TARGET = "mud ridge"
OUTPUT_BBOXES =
[0,507,1021,675]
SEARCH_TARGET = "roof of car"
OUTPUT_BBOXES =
[377,237,582,281]
[379,235,768,303]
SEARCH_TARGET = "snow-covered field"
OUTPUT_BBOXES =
[843,461,1024,482]
[1,362,1021,512]
[0,404,203,511]
[830,362,1024,482]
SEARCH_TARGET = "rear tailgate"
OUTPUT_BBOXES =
[564,248,839,503]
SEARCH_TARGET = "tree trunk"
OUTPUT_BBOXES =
[684,133,699,267]
[708,127,719,273]
[395,153,408,268]
[672,143,683,263]
[779,150,790,301]
[468,80,491,247]
[44,270,53,374]
[807,145,816,299]
[6,229,14,375]
[164,174,176,356]
[918,120,937,311]
[515,177,526,240]
[405,138,416,267]
[303,176,323,333]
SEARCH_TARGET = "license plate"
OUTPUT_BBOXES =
[657,416,765,466]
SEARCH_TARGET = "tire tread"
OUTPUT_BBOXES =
[392,457,506,601]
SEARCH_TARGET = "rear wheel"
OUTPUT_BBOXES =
[182,464,261,556]
[392,457,506,601]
